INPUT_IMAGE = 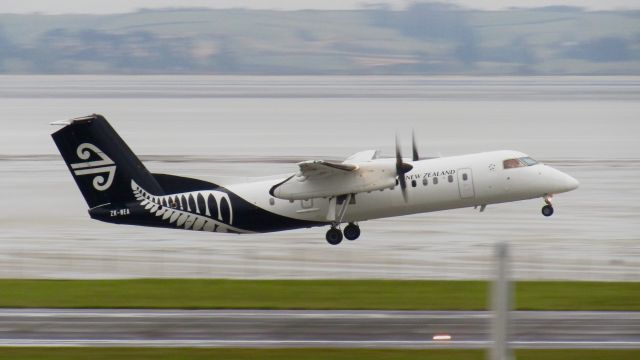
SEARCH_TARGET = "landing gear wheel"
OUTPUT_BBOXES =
[541,204,554,217]
[343,223,361,241]
[325,228,343,245]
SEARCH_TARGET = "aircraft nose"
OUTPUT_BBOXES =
[559,172,579,192]
[566,174,579,190]
[546,166,579,193]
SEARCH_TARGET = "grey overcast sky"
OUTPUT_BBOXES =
[1,0,639,14]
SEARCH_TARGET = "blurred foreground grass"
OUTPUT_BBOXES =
[1,279,639,310]
[0,349,639,360]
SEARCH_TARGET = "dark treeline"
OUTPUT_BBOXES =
[0,3,638,74]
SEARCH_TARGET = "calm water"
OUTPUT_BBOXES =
[0,75,638,280]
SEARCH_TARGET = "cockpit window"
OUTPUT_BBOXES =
[503,157,539,169]
[520,157,538,166]
[503,159,524,169]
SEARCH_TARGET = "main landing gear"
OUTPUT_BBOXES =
[541,194,554,217]
[325,223,360,245]
[325,194,361,245]
[343,223,361,241]
[326,227,343,245]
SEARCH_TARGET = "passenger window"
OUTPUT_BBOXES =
[448,175,453,183]
[411,180,417,188]
[503,158,525,169]
[423,178,428,186]
[462,173,468,181]
[433,177,438,185]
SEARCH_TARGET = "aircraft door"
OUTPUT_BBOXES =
[457,168,475,198]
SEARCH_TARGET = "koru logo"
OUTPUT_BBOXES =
[70,143,116,191]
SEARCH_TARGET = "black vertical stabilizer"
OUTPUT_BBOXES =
[51,114,164,208]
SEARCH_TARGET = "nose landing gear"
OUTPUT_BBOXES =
[541,194,554,217]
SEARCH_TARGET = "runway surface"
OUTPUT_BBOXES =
[0,309,638,349]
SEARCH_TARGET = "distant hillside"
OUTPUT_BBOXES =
[0,4,638,74]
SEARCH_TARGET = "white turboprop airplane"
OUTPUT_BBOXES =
[52,115,579,245]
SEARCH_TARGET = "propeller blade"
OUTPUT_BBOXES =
[412,130,419,161]
[395,134,413,202]
[398,173,408,202]
[395,134,402,167]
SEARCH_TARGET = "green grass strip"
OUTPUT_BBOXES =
[0,348,639,360]
[516,281,640,311]
[0,279,638,310]
[516,350,640,360]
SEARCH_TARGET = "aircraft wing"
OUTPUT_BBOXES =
[269,158,396,200]
[297,160,358,177]
[343,150,379,164]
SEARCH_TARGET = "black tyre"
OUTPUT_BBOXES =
[541,205,554,217]
[343,223,361,241]
[325,228,343,245]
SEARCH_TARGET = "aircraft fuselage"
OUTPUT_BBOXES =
[227,150,578,227]
[53,115,578,244]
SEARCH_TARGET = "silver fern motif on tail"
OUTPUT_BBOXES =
[131,180,251,234]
